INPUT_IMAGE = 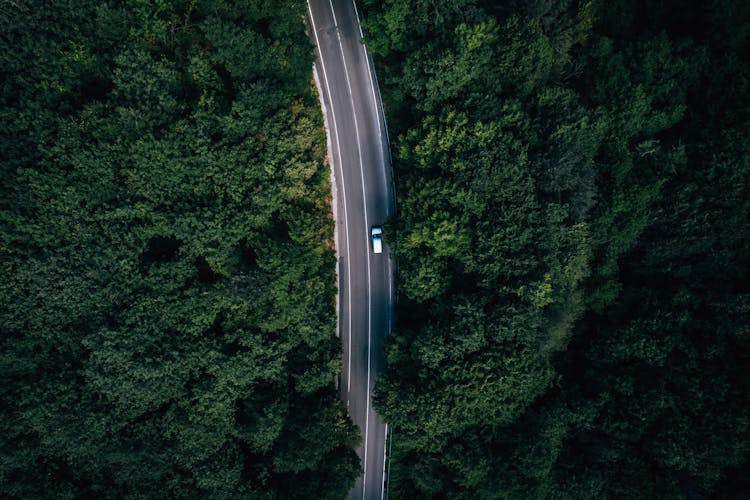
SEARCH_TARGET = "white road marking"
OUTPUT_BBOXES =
[311,2,397,499]
[388,259,393,331]
[381,423,388,500]
[324,1,373,498]
[350,0,396,364]
[350,0,382,141]
[350,0,392,214]
[307,2,355,396]
[385,426,393,500]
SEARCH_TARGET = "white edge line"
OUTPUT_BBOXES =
[351,0,395,339]
[347,2,398,498]
[351,0,391,206]
[385,426,393,500]
[350,0,381,140]
[307,2,354,400]
[326,1,372,498]
[313,62,338,341]
[381,423,388,500]
[351,0,364,37]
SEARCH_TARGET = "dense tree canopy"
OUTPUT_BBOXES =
[3,0,749,497]
[363,0,750,497]
[0,0,359,497]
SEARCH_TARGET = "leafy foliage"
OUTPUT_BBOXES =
[0,0,359,497]
[362,0,750,497]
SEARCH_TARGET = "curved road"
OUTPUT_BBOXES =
[306,1,395,498]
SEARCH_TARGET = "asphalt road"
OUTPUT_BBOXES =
[306,1,395,498]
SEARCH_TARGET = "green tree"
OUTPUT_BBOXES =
[0,0,359,497]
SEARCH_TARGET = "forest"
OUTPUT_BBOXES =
[0,0,361,498]
[361,0,750,497]
[3,0,749,498]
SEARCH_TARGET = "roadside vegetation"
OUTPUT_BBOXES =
[362,0,750,496]
[0,0,360,497]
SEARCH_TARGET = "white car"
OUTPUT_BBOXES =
[371,226,383,254]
